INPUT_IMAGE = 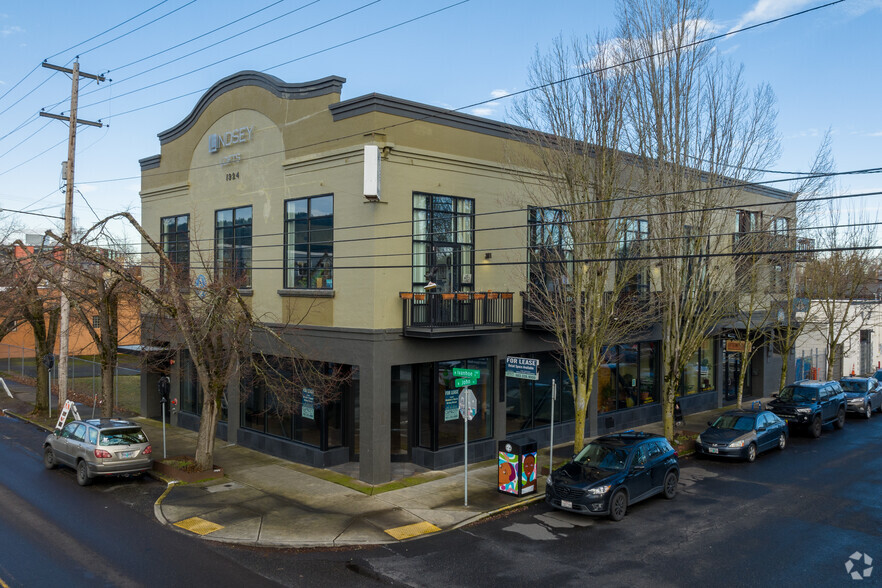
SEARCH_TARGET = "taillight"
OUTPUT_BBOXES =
[144,445,153,455]
[94,448,112,458]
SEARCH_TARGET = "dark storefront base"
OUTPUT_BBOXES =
[177,411,227,442]
[238,429,349,468]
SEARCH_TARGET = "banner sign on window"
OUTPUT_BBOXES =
[505,356,539,380]
[302,388,314,420]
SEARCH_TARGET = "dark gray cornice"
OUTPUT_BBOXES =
[329,93,530,141]
[157,71,346,145]
[139,154,161,170]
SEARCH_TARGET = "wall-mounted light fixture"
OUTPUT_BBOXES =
[484,252,492,260]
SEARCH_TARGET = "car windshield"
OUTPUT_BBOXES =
[778,386,817,402]
[840,381,868,393]
[712,415,756,431]
[99,428,147,446]
[574,443,629,471]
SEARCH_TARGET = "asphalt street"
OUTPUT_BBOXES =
[2,409,881,587]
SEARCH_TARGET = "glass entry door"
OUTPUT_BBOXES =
[429,245,462,293]
[723,351,751,400]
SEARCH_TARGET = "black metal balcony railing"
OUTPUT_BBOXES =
[400,291,514,338]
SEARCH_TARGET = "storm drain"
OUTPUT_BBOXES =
[174,516,224,535]
[384,521,441,540]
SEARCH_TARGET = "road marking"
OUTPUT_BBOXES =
[384,521,441,540]
[174,516,224,535]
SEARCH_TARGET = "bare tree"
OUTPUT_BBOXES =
[618,0,781,439]
[52,214,348,471]
[2,242,62,413]
[801,202,878,379]
[512,34,654,453]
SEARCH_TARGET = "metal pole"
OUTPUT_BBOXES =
[162,401,167,459]
[549,379,556,475]
[464,404,469,507]
[48,368,52,419]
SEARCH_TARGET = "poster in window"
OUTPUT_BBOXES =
[444,388,459,422]
[302,388,314,420]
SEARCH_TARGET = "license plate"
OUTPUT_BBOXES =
[561,500,573,509]
[119,451,135,459]
[708,447,719,454]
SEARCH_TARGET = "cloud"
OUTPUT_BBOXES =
[1,25,23,37]
[730,0,815,32]
[470,106,496,117]
[866,131,882,137]
[490,89,509,99]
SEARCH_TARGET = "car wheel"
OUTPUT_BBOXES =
[834,407,846,429]
[608,490,628,522]
[76,460,92,486]
[663,471,678,499]
[811,416,822,438]
[746,443,757,463]
[777,433,786,450]
[865,405,873,419]
[43,446,56,470]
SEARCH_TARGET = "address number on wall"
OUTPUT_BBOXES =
[225,172,240,181]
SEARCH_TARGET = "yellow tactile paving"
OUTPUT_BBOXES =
[384,521,441,541]
[173,516,224,536]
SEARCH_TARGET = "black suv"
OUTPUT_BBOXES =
[767,380,847,438]
[545,431,679,521]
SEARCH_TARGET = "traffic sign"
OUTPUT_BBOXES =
[455,377,477,387]
[458,388,477,421]
[452,368,480,379]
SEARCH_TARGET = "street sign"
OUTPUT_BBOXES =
[452,368,480,379]
[455,377,477,387]
[505,356,539,381]
[458,388,477,421]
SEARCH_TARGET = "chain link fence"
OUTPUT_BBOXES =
[0,342,142,415]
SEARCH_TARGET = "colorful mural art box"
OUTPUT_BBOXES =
[497,439,538,496]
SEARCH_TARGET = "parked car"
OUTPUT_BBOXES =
[545,431,679,521]
[873,369,882,382]
[767,380,846,438]
[839,377,882,419]
[44,419,153,486]
[695,409,788,462]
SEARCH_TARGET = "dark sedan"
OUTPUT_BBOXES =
[696,410,788,462]
[840,377,882,419]
[545,431,679,521]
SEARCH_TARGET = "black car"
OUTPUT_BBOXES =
[767,380,846,438]
[696,409,788,462]
[839,377,882,419]
[545,431,679,521]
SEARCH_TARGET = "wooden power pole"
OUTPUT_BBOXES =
[39,60,104,407]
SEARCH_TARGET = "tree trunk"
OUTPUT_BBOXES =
[100,362,115,417]
[194,382,222,471]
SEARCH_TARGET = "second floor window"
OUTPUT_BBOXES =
[413,193,474,292]
[528,207,573,293]
[285,195,334,289]
[618,219,649,292]
[215,206,252,288]
[160,214,190,285]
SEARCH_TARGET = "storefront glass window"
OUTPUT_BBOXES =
[700,339,715,392]
[505,352,575,434]
[599,342,660,412]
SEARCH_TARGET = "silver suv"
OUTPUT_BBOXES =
[43,419,153,486]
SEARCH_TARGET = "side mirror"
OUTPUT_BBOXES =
[772,393,778,398]
[707,420,714,426]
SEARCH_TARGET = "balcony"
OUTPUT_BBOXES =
[400,291,514,338]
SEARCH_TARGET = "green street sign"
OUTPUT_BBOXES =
[455,377,477,387]
[452,368,480,378]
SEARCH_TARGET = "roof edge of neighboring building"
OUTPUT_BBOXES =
[157,70,346,146]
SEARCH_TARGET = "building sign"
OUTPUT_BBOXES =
[725,340,751,353]
[302,388,314,420]
[505,356,539,380]
[208,126,254,153]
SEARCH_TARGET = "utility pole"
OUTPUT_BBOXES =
[40,59,104,407]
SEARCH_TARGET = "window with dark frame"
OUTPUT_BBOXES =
[160,214,190,286]
[284,195,333,289]
[618,218,649,292]
[528,207,573,293]
[215,206,252,288]
[412,193,475,292]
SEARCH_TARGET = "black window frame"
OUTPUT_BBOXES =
[528,206,574,294]
[160,214,190,286]
[214,205,252,288]
[412,192,475,292]
[284,194,334,290]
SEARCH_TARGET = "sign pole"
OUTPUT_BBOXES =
[464,400,468,507]
[549,378,555,475]
[48,367,52,419]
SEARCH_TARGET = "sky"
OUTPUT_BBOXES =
[0,0,880,246]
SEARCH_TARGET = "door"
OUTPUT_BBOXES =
[390,365,412,461]
[626,444,653,500]
[54,422,78,466]
[756,414,776,451]
[819,386,833,421]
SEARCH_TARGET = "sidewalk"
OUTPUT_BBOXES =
[0,377,767,548]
